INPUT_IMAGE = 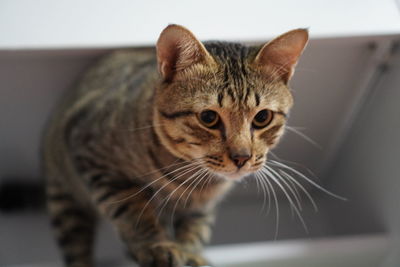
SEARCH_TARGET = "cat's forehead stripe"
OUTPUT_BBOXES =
[255,93,260,106]
[206,41,253,106]
[217,92,224,107]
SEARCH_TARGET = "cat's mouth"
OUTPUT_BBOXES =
[206,165,260,180]
[201,154,266,180]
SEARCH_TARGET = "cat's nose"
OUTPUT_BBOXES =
[229,153,251,169]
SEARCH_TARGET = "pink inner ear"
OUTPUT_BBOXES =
[157,31,181,79]
[254,29,308,83]
[156,25,211,81]
[268,49,298,69]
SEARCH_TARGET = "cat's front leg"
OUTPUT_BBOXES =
[89,173,189,267]
[133,241,188,267]
[173,211,215,266]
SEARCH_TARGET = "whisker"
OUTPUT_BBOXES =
[265,165,302,211]
[157,168,206,216]
[285,125,307,131]
[134,164,203,228]
[199,171,214,194]
[269,160,347,201]
[254,173,261,195]
[262,166,309,234]
[135,159,186,179]
[278,169,318,212]
[164,169,208,224]
[264,166,303,220]
[204,171,218,191]
[255,172,271,214]
[183,170,211,207]
[109,160,202,204]
[254,173,266,213]
[269,152,320,183]
[170,169,206,213]
[263,61,294,89]
[117,123,166,132]
[253,173,264,212]
[285,126,322,149]
[282,170,302,204]
[258,170,279,240]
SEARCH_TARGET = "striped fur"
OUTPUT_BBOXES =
[43,25,307,267]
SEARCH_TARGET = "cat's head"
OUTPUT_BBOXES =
[154,25,308,179]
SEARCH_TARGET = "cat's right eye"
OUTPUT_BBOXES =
[198,110,220,129]
[252,109,273,129]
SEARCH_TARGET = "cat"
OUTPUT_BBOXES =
[42,24,308,267]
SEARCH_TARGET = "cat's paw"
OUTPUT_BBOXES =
[185,253,212,267]
[136,242,185,267]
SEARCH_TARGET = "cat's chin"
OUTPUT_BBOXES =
[212,169,255,180]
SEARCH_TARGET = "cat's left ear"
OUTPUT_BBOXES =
[253,29,309,84]
[157,24,215,81]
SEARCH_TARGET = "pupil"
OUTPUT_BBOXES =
[255,110,268,122]
[202,111,216,123]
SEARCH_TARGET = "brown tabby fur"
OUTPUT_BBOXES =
[42,25,308,267]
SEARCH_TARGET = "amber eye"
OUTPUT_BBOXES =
[252,109,273,129]
[198,110,220,128]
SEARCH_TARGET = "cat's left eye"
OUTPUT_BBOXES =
[252,109,273,129]
[198,110,220,129]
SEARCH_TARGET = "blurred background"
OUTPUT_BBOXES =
[1,0,400,266]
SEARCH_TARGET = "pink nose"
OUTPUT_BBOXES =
[229,153,251,168]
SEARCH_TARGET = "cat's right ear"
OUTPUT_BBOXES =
[156,24,215,81]
[253,29,309,84]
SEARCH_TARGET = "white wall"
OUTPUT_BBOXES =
[1,0,399,49]
[325,42,400,265]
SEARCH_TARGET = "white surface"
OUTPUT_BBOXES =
[205,234,389,267]
[6,234,389,267]
[1,0,400,49]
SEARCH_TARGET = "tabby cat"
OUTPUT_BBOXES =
[43,24,308,267]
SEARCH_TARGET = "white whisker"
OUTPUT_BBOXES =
[165,169,208,224]
[258,170,280,240]
[269,160,347,201]
[135,159,187,179]
[265,165,302,211]
[135,163,203,228]
[204,171,217,191]
[285,126,322,149]
[123,123,166,132]
[199,171,214,194]
[255,172,271,214]
[110,160,201,204]
[278,169,318,212]
[269,153,321,183]
[183,170,210,207]
[254,173,261,194]
[262,166,309,234]
[282,171,302,204]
